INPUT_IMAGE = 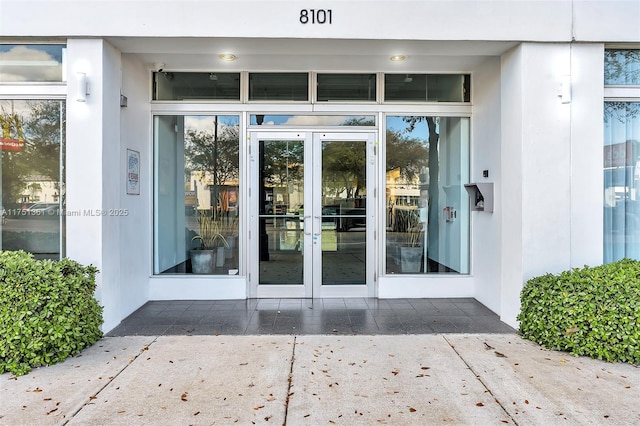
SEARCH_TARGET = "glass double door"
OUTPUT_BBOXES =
[250,131,376,298]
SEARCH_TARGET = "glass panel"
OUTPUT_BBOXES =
[384,74,470,102]
[321,140,367,285]
[258,140,305,284]
[153,72,240,100]
[385,116,470,274]
[605,50,640,85]
[0,45,65,82]
[604,102,640,263]
[154,115,240,274]
[250,114,375,126]
[249,73,308,101]
[0,100,65,259]
[317,73,377,102]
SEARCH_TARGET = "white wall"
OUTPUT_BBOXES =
[500,46,525,327]
[99,42,125,333]
[66,41,151,333]
[2,1,638,43]
[65,39,107,318]
[569,44,604,267]
[499,42,604,327]
[520,44,573,280]
[118,54,153,322]
[472,56,502,315]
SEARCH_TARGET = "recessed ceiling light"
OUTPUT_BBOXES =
[219,53,237,62]
[390,55,407,62]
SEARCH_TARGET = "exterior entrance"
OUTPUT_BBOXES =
[250,131,377,298]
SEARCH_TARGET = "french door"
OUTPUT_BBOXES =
[249,131,376,297]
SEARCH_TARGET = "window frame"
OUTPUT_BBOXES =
[603,47,640,264]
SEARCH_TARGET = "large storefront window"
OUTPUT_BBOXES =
[154,115,240,275]
[0,99,65,259]
[385,116,469,274]
[604,102,640,262]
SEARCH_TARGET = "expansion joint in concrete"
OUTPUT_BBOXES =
[61,336,160,426]
[442,335,519,426]
[282,336,297,426]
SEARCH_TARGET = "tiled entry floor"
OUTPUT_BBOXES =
[106,298,516,336]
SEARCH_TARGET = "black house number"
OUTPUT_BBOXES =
[300,9,332,24]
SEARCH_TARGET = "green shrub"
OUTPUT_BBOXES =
[0,250,103,376]
[518,258,640,364]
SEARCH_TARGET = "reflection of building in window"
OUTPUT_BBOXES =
[21,176,59,203]
[603,141,640,208]
[386,167,429,231]
[188,171,238,214]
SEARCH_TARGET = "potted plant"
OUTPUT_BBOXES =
[398,209,424,273]
[220,215,239,260]
[190,210,229,273]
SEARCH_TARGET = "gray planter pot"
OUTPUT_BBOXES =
[400,245,423,273]
[190,249,215,274]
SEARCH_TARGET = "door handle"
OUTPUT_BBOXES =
[313,215,321,236]
[303,216,311,235]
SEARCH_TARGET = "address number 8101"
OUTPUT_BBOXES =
[300,9,332,24]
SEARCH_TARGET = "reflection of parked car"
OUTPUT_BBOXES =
[25,203,60,218]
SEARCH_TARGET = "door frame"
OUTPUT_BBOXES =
[249,130,377,298]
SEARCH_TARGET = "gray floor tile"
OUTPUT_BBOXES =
[107,298,514,336]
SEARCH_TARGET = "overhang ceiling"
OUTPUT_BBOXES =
[107,37,518,72]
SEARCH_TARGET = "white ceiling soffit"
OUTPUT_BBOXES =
[108,37,518,71]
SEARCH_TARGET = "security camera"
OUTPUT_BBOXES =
[153,62,165,72]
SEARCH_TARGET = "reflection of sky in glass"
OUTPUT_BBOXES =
[185,115,239,134]
[250,115,375,126]
[0,45,64,82]
[604,102,640,147]
[604,50,640,85]
[0,99,65,140]
[386,116,431,144]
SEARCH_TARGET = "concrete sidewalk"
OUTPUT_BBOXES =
[1,334,638,425]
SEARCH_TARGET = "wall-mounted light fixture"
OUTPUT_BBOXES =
[76,72,89,102]
[559,75,571,104]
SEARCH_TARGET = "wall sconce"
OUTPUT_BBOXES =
[76,72,89,102]
[559,75,571,104]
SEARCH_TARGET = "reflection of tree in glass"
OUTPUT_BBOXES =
[604,50,640,124]
[341,116,375,127]
[1,100,64,204]
[184,120,239,189]
[605,49,640,85]
[385,128,428,180]
[261,141,304,187]
[605,101,640,125]
[322,141,366,200]
[395,116,440,260]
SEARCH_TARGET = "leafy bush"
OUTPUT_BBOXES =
[518,258,640,364]
[0,250,103,376]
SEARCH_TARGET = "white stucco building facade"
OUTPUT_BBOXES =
[1,0,639,332]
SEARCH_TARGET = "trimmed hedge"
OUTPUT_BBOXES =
[0,250,103,376]
[518,258,640,364]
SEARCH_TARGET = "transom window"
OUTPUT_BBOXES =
[0,44,65,83]
[605,49,640,86]
[150,72,471,103]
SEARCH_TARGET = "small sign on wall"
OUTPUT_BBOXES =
[126,149,140,195]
